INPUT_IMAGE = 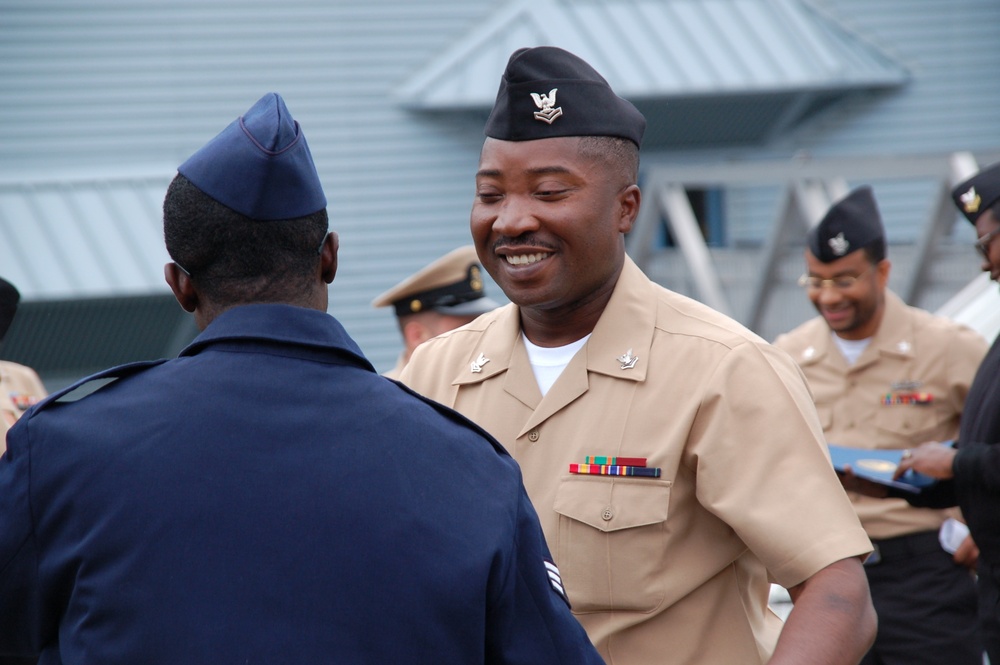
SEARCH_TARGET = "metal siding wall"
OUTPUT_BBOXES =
[2,0,997,374]
[0,0,499,374]
[767,0,1000,244]
[794,0,1000,156]
[647,0,999,309]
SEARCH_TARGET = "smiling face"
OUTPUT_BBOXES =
[974,208,1000,284]
[471,136,640,344]
[804,247,890,340]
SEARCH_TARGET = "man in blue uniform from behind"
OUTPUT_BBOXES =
[0,93,603,665]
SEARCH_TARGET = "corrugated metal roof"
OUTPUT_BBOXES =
[395,0,909,107]
[0,173,173,300]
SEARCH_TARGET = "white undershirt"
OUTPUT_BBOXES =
[832,332,871,366]
[522,333,591,396]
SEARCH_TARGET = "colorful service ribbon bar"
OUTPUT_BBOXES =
[881,392,934,406]
[570,463,661,478]
[583,456,648,467]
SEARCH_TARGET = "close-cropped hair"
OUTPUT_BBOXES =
[163,174,329,305]
[578,136,640,185]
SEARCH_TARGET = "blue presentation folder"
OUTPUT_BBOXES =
[828,444,937,494]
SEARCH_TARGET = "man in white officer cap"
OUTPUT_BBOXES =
[372,246,498,379]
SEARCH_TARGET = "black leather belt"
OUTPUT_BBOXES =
[865,530,942,566]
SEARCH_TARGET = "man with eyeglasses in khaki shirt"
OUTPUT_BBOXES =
[775,186,987,665]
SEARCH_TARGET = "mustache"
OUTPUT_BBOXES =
[491,235,557,252]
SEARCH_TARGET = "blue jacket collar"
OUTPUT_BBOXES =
[180,304,374,372]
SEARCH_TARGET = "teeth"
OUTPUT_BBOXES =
[505,253,547,265]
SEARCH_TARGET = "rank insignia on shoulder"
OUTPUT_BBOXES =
[544,559,569,606]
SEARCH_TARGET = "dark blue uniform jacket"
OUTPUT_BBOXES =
[0,304,602,665]
[905,333,1000,564]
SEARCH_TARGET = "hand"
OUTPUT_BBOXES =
[894,442,956,480]
[953,534,980,570]
[836,465,889,498]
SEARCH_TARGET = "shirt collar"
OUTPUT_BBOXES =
[180,303,374,371]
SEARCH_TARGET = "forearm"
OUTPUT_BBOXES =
[769,557,876,665]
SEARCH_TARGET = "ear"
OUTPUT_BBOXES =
[320,232,339,284]
[401,318,434,354]
[164,262,198,313]
[617,184,641,234]
[876,258,891,288]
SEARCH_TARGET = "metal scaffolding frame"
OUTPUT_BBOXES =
[626,152,987,331]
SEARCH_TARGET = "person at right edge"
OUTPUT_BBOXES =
[893,160,1000,665]
[774,186,986,665]
[400,45,876,665]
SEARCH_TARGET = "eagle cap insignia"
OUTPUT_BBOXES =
[828,232,850,256]
[530,88,563,124]
[471,352,490,374]
[961,187,981,214]
[617,349,638,370]
[469,265,483,291]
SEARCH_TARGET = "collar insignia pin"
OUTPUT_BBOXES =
[828,232,850,256]
[896,340,911,353]
[617,349,638,370]
[530,88,563,125]
[803,346,816,359]
[961,187,981,214]
[471,352,490,374]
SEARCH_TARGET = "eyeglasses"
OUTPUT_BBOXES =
[974,228,1000,260]
[797,267,872,291]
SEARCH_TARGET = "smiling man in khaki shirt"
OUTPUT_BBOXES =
[775,186,987,664]
[401,46,875,665]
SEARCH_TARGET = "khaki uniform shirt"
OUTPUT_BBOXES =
[774,291,988,539]
[0,360,47,454]
[401,257,871,665]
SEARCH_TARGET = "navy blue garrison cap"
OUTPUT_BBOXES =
[484,46,645,147]
[952,161,1000,225]
[178,93,326,221]
[808,186,885,263]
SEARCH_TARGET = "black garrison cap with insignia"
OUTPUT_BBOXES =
[178,92,326,221]
[808,186,885,263]
[952,161,1000,225]
[809,185,885,263]
[484,46,646,147]
[371,246,500,318]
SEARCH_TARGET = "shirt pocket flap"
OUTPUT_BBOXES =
[553,475,672,533]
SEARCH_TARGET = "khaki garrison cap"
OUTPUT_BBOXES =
[372,246,500,318]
